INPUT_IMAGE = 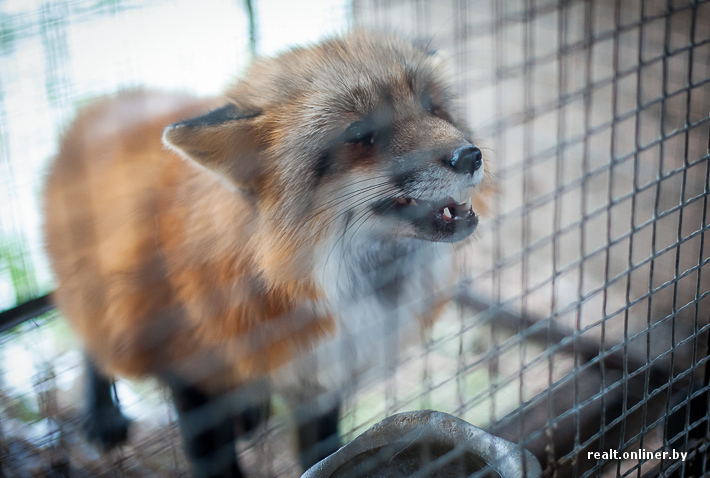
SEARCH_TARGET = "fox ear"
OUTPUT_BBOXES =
[163,104,263,192]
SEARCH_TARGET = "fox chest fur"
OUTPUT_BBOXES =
[44,32,485,399]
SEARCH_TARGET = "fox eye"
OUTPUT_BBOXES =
[422,93,452,123]
[344,121,376,145]
[422,91,438,113]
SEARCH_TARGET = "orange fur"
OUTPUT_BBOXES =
[44,91,335,392]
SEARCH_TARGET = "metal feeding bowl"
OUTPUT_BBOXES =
[302,410,542,478]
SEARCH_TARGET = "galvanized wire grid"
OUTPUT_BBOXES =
[0,0,709,477]
[350,0,708,476]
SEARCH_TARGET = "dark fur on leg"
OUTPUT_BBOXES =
[297,402,341,472]
[234,399,270,438]
[166,377,255,478]
[81,356,129,451]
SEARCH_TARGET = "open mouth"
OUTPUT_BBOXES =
[372,195,478,242]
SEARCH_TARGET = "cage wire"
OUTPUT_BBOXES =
[0,0,709,477]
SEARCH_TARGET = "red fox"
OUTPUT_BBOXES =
[43,31,485,477]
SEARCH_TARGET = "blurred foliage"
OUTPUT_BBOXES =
[0,235,38,308]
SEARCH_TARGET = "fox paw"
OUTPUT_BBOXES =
[81,406,129,451]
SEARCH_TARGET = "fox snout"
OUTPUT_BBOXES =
[391,137,485,198]
[442,145,483,176]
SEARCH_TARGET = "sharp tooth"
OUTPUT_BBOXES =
[466,197,472,209]
[442,207,452,220]
[410,199,418,206]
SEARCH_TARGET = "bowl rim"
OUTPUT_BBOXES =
[301,409,542,478]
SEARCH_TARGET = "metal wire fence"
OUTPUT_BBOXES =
[0,0,708,477]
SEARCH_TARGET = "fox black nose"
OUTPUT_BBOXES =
[444,146,482,175]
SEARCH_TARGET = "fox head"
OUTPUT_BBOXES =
[163,30,484,283]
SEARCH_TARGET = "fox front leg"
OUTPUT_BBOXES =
[81,356,130,451]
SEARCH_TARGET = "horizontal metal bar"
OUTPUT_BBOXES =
[0,293,54,333]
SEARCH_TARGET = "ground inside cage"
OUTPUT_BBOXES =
[1,296,693,478]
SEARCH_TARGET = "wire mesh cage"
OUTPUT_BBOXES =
[0,0,708,477]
